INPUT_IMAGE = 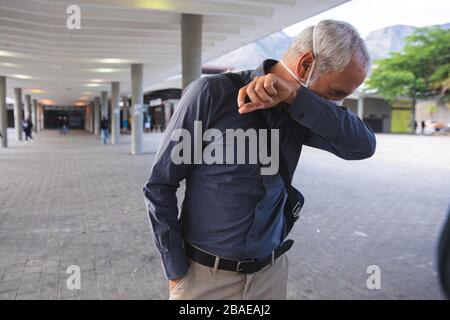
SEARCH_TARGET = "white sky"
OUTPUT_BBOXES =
[283,0,450,38]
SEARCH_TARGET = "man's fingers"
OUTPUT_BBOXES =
[264,75,278,96]
[237,84,249,107]
[169,279,181,289]
[254,79,274,104]
[237,74,282,111]
[245,81,266,109]
[238,102,265,114]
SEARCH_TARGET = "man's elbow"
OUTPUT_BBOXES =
[340,132,376,160]
[366,133,377,158]
[349,133,376,160]
[143,179,157,202]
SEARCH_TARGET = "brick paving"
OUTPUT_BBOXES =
[0,129,449,299]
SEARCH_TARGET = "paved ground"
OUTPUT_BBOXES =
[0,128,449,299]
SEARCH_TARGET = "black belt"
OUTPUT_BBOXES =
[184,239,294,275]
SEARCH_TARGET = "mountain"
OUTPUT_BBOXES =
[365,23,450,60]
[365,25,416,61]
[206,23,450,70]
[207,31,292,71]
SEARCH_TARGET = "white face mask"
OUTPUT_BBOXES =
[328,98,344,106]
[280,25,344,107]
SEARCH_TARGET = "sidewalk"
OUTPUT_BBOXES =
[0,129,449,299]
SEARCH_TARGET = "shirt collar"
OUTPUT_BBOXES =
[250,59,279,80]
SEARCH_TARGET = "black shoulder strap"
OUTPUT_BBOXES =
[223,72,301,235]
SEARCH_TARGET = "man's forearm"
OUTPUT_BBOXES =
[143,184,190,280]
[287,87,376,160]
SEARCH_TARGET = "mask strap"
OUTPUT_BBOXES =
[305,24,317,87]
[279,60,303,85]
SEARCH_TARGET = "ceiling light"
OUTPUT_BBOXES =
[40,99,54,105]
[0,50,16,57]
[85,83,100,87]
[0,62,18,67]
[89,79,104,83]
[98,58,128,64]
[93,68,121,73]
[30,89,45,94]
[12,74,32,79]
[133,0,175,10]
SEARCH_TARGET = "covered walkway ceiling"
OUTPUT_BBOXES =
[0,0,348,106]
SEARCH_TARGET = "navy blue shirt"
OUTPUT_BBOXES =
[143,59,376,280]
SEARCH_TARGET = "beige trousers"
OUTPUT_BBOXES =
[169,255,289,300]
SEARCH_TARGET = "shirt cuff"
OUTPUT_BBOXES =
[159,246,190,280]
[287,86,329,130]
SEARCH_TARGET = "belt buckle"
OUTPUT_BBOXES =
[236,259,256,274]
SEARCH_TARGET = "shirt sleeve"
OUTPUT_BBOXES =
[286,86,376,160]
[143,78,214,280]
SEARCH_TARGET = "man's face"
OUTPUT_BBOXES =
[308,60,366,101]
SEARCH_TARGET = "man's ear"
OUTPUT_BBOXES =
[294,51,314,82]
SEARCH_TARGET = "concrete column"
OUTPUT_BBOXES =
[100,91,108,120]
[36,103,40,131]
[121,96,129,131]
[14,88,23,141]
[0,76,7,148]
[357,93,365,120]
[84,106,88,131]
[111,82,120,144]
[24,94,32,121]
[87,106,90,131]
[85,104,90,132]
[181,14,202,89]
[38,103,44,131]
[32,99,38,133]
[131,63,143,155]
[90,101,95,133]
[94,97,100,135]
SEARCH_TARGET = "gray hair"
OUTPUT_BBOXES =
[285,19,371,83]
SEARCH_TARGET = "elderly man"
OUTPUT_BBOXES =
[144,20,376,300]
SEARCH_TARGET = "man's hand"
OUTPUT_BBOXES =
[237,73,300,114]
[169,277,183,289]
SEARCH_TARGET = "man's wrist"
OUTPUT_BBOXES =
[286,85,300,105]
[160,246,190,280]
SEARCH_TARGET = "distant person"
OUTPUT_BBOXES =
[100,116,109,145]
[62,116,69,135]
[421,120,426,134]
[57,116,63,134]
[148,113,152,132]
[123,118,129,131]
[414,120,418,134]
[22,118,33,141]
[152,112,158,132]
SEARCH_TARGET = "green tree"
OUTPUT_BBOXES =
[366,27,450,131]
